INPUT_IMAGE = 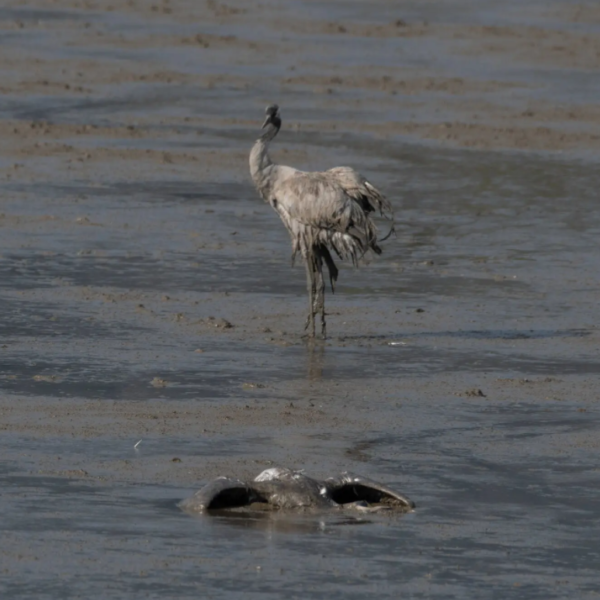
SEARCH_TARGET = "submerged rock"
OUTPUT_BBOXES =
[179,467,415,513]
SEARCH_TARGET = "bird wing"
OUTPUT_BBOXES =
[327,166,394,220]
[324,472,415,509]
[273,171,370,235]
[178,476,259,511]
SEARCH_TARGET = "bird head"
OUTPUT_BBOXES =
[262,104,281,129]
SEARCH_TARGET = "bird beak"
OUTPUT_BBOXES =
[262,115,271,129]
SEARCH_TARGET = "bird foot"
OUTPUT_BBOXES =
[302,334,326,343]
[303,315,312,333]
[304,313,316,335]
[302,320,325,342]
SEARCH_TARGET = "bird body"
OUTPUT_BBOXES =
[179,467,415,512]
[249,104,393,338]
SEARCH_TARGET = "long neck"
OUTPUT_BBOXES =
[249,122,280,198]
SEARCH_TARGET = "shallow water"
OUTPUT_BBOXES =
[1,0,600,598]
[3,402,600,599]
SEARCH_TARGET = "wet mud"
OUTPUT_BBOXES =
[1,0,600,598]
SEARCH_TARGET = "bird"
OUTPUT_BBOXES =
[178,467,415,512]
[249,104,394,339]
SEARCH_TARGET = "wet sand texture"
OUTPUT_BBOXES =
[1,0,600,598]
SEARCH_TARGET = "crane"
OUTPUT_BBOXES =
[249,104,393,338]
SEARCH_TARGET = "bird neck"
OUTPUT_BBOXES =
[249,122,280,194]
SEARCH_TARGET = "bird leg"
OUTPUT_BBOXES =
[304,257,316,338]
[316,265,326,339]
[314,247,327,339]
[304,251,327,339]
[320,245,338,294]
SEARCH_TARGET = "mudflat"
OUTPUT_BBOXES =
[1,1,599,598]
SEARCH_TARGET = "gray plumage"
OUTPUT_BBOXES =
[249,104,394,338]
[179,467,415,513]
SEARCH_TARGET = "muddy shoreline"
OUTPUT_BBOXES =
[1,1,600,598]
